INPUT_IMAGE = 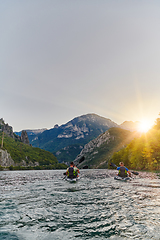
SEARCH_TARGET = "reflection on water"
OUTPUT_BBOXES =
[0,169,160,239]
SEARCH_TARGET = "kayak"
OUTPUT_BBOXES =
[114,176,132,181]
[65,177,80,183]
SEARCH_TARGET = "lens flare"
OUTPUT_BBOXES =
[138,120,153,133]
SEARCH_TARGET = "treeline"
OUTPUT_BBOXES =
[0,163,67,171]
[111,118,160,170]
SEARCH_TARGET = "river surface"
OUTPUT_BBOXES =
[0,169,160,240]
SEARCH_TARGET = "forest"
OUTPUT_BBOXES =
[111,117,160,170]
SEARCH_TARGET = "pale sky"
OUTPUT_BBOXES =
[1,0,160,131]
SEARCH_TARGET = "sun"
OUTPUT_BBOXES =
[138,120,153,133]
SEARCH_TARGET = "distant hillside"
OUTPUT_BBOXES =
[15,128,47,142]
[27,114,119,163]
[0,132,66,170]
[120,121,140,132]
[74,127,139,169]
[111,118,160,171]
[0,119,66,170]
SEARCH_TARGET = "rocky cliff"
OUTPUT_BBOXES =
[28,113,119,163]
[15,128,47,143]
[0,149,39,167]
[74,127,138,169]
[0,149,15,167]
[21,130,30,145]
[0,118,65,170]
[74,130,111,161]
[0,118,30,145]
[0,118,15,138]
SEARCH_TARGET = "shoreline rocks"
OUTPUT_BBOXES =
[0,149,39,168]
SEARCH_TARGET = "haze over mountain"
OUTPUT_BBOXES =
[15,128,47,143]
[1,113,143,169]
[74,127,139,169]
[120,121,140,132]
[20,114,119,163]
[15,113,141,163]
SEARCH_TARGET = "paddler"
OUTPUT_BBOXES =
[117,162,131,177]
[66,162,80,179]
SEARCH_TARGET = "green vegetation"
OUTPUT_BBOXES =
[8,164,67,171]
[30,114,117,162]
[53,144,83,163]
[111,118,160,171]
[0,132,67,170]
[78,128,138,169]
[0,165,3,171]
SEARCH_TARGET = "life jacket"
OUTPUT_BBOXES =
[67,167,77,179]
[118,166,128,177]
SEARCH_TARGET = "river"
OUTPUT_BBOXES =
[0,169,160,239]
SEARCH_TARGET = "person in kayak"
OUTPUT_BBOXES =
[117,162,131,177]
[66,162,80,179]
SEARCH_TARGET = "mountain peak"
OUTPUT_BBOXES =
[28,113,119,163]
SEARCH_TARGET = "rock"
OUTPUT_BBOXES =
[0,119,14,138]
[0,149,15,167]
[75,130,111,163]
[0,149,39,168]
[34,162,39,166]
[20,160,27,167]
[21,130,30,145]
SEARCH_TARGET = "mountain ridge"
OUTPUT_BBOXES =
[74,127,139,169]
[0,119,66,170]
[24,113,119,162]
[14,114,142,165]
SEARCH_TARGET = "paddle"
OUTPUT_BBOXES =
[62,172,67,180]
[109,162,117,168]
[78,156,85,164]
[109,162,139,175]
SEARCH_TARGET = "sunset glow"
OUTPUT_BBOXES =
[138,120,153,133]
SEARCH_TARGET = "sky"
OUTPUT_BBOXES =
[1,0,160,131]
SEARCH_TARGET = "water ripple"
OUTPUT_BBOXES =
[0,169,160,239]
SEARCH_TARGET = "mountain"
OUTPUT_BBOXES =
[0,118,31,146]
[120,121,140,132]
[27,113,119,163]
[0,118,18,139]
[15,128,47,143]
[0,119,66,170]
[74,127,139,169]
[111,118,160,171]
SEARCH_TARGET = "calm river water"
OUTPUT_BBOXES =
[0,169,160,240]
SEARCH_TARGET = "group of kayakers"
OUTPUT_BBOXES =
[65,160,131,179]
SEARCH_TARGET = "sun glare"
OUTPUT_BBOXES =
[138,120,153,133]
